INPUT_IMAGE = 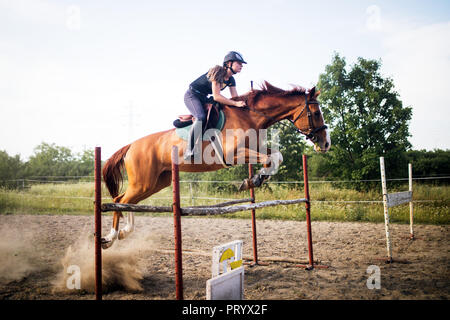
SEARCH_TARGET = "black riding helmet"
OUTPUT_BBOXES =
[223,51,247,74]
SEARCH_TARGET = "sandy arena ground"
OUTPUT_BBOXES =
[0,214,448,300]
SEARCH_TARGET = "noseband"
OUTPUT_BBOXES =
[289,96,328,143]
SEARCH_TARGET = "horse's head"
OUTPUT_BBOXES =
[272,87,331,153]
[241,82,331,153]
[289,87,331,153]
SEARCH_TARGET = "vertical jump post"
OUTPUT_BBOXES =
[379,157,393,263]
[171,146,183,300]
[94,147,102,300]
[295,155,328,270]
[248,163,258,265]
[295,155,313,269]
[303,154,314,269]
[378,157,412,264]
[409,163,414,240]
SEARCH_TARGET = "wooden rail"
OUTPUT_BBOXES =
[101,198,307,215]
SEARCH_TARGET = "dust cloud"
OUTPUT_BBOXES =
[53,224,159,294]
[0,226,39,284]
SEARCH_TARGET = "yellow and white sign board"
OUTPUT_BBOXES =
[206,266,244,300]
[211,240,243,278]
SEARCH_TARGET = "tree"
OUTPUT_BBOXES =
[317,53,412,182]
[0,151,24,186]
[70,149,95,177]
[24,142,95,178]
[25,142,74,177]
[405,149,450,183]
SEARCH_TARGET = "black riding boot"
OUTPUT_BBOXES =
[184,120,203,160]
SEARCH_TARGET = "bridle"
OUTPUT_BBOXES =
[242,95,328,143]
[289,96,328,143]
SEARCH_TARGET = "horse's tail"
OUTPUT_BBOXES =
[102,144,131,199]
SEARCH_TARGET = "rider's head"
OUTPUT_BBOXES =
[223,51,247,75]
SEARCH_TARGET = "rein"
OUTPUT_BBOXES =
[238,96,327,143]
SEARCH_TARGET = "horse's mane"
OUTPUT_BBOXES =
[232,81,307,107]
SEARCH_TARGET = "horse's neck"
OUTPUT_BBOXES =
[254,102,295,129]
[223,97,297,130]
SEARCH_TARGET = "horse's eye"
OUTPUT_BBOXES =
[314,111,321,117]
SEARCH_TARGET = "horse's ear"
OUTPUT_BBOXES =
[308,87,320,99]
[308,87,316,99]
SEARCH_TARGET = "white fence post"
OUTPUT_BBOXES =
[380,157,393,262]
[409,163,414,239]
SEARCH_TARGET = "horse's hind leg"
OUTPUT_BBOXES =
[118,170,172,241]
[118,171,172,240]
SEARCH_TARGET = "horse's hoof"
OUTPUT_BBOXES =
[118,229,130,240]
[250,174,269,188]
[239,179,250,191]
[101,238,113,249]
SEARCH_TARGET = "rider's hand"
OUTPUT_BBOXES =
[234,101,246,107]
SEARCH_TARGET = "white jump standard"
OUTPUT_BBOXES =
[379,157,414,264]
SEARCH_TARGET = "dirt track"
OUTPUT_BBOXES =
[0,214,448,300]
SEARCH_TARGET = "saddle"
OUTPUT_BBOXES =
[173,103,222,131]
[173,102,229,167]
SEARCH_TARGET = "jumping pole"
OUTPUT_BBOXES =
[296,155,328,270]
[304,154,314,269]
[171,146,183,300]
[409,163,414,240]
[248,164,258,265]
[94,146,102,300]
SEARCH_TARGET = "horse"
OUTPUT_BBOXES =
[101,81,331,249]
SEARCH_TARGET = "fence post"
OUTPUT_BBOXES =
[171,146,183,300]
[302,155,314,269]
[379,157,393,263]
[248,164,258,265]
[409,163,414,240]
[94,147,102,300]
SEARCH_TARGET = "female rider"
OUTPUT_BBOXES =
[183,51,247,159]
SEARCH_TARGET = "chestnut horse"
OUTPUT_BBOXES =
[101,81,330,248]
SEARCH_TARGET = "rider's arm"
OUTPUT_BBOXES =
[229,86,238,98]
[212,81,245,107]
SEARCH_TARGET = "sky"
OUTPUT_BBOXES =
[1,0,449,160]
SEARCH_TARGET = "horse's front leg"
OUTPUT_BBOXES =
[235,148,283,191]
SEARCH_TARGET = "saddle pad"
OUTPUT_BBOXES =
[175,109,226,141]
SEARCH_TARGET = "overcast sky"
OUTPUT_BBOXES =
[1,0,449,160]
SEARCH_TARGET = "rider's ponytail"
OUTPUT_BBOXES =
[207,65,227,84]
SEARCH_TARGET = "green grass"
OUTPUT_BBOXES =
[0,181,449,225]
